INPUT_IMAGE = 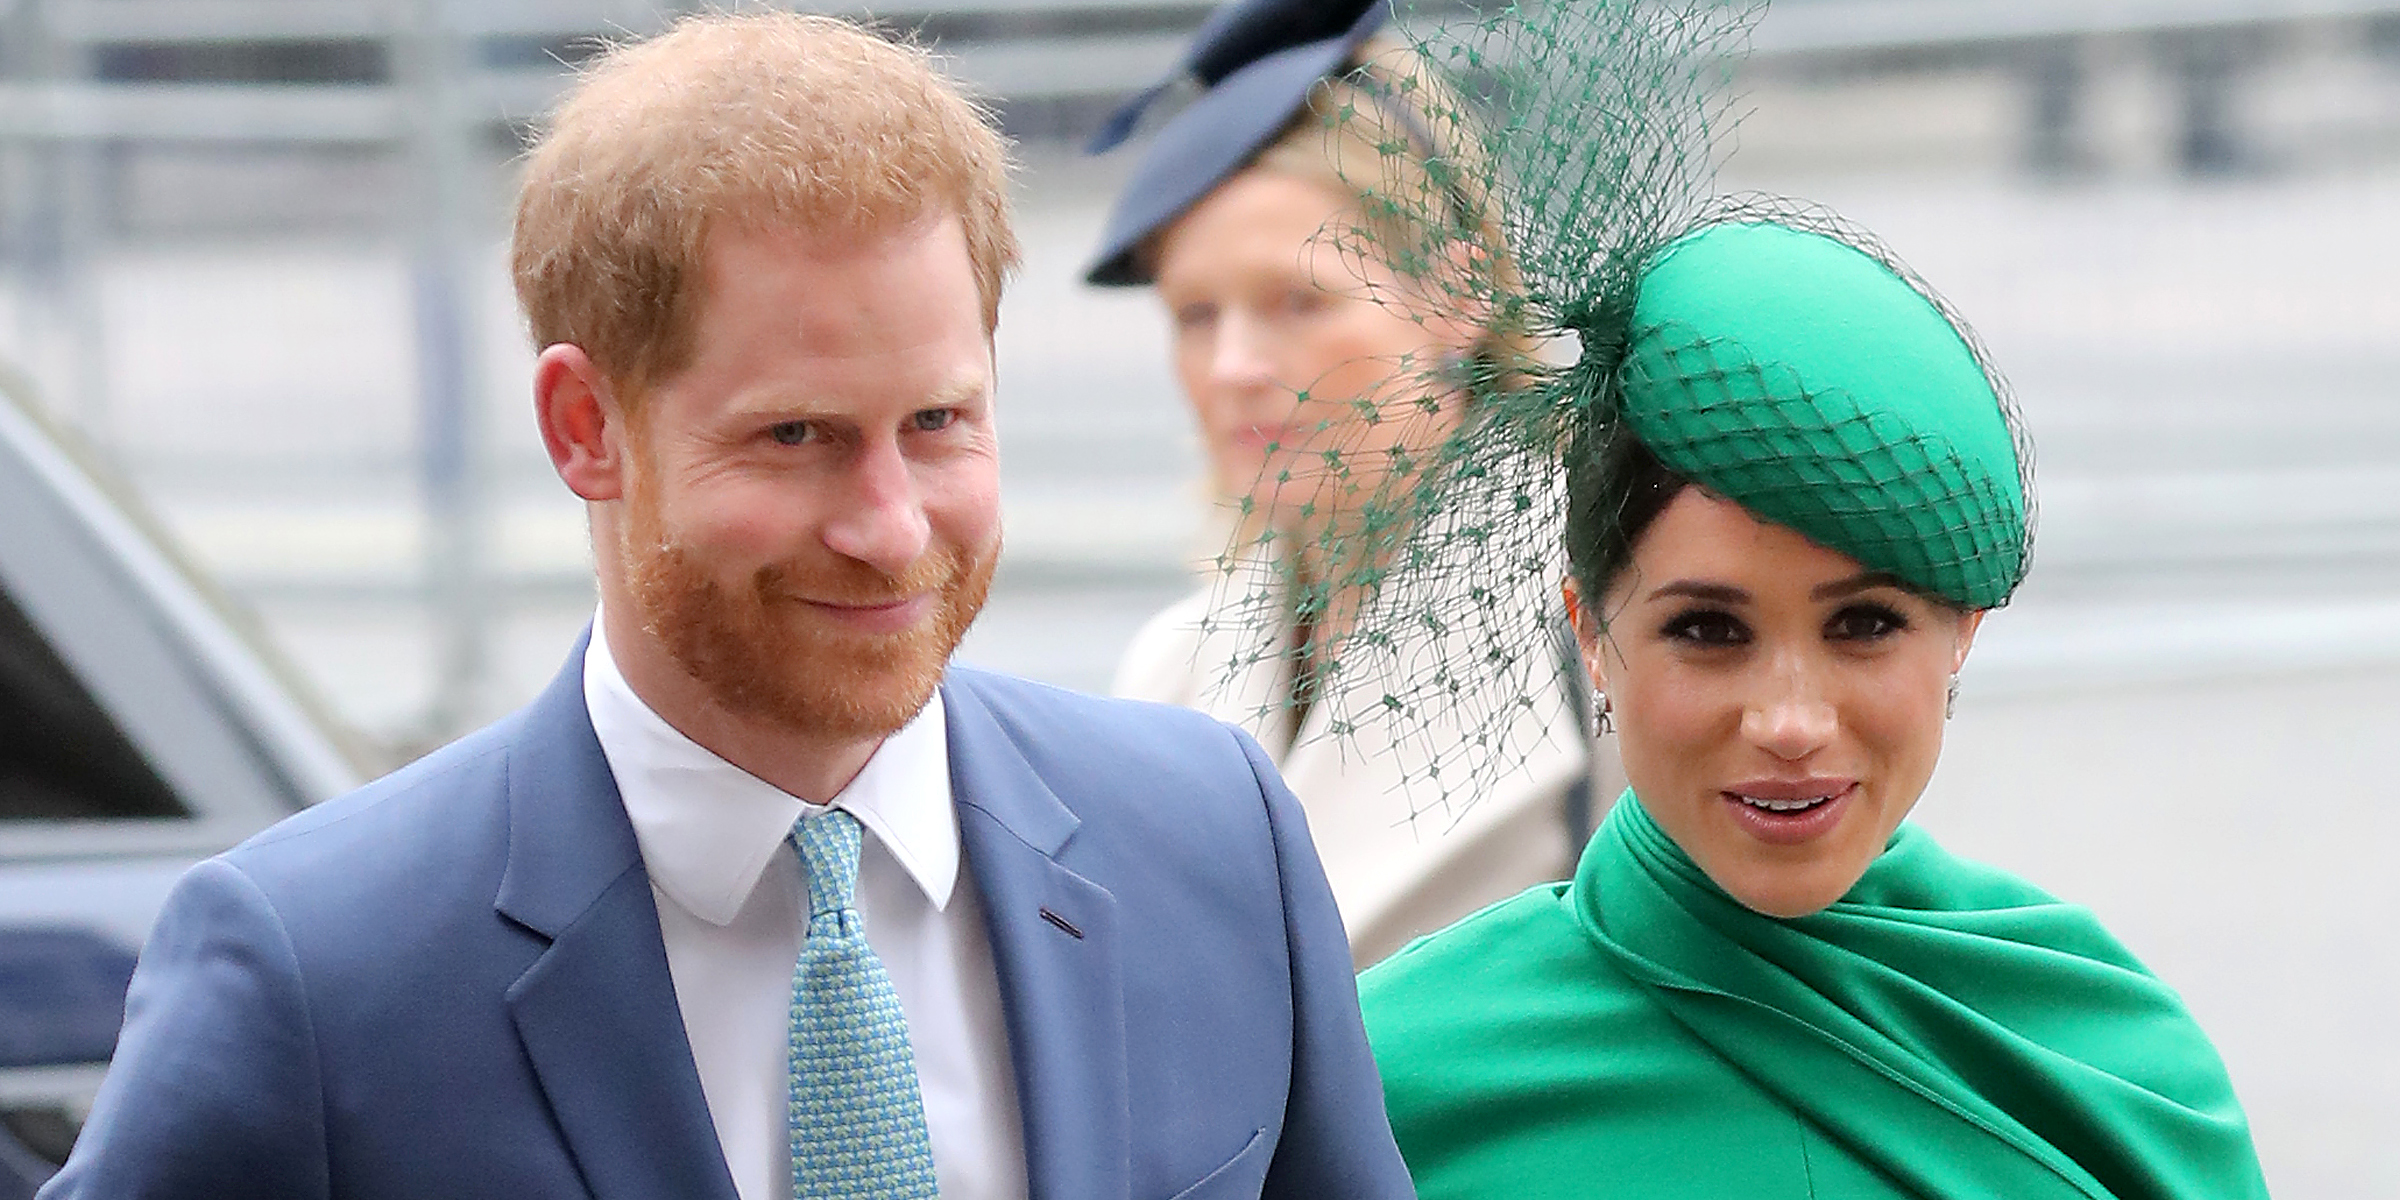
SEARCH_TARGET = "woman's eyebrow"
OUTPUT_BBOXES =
[1647,580,1748,605]
[1811,571,1910,601]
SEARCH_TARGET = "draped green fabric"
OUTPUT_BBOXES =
[1361,794,2269,1200]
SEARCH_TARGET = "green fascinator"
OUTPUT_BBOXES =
[1617,220,2029,609]
[1203,0,2034,815]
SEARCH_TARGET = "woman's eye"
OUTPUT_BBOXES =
[910,408,957,433]
[1280,287,1329,317]
[1662,608,1749,647]
[1172,302,1217,331]
[1826,603,1909,641]
[767,421,814,446]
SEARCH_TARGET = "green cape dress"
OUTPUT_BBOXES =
[1359,794,2270,1199]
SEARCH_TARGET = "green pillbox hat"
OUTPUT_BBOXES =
[1618,221,2030,609]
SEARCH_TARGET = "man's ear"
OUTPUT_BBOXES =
[534,344,629,502]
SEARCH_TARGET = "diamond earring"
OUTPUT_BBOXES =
[1945,674,1960,720]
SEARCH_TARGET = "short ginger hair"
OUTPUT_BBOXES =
[511,12,1018,403]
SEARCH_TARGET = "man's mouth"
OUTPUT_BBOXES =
[804,596,916,610]
[792,593,933,633]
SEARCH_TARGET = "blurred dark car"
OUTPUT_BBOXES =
[0,380,363,1195]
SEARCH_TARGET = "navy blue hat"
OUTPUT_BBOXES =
[1084,0,1388,286]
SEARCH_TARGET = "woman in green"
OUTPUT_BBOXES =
[1355,217,2273,1200]
[1258,3,2275,1195]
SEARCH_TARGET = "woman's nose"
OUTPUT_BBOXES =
[1740,657,1839,760]
[1207,310,1277,391]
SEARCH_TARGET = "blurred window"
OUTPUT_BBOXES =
[93,39,389,85]
[0,583,185,821]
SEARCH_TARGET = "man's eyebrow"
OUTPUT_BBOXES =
[917,377,991,409]
[1811,571,1910,601]
[722,377,989,425]
[1646,580,1748,605]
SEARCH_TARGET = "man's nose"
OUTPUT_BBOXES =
[1740,651,1839,761]
[821,437,930,576]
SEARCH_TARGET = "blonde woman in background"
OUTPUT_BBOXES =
[1085,0,1613,966]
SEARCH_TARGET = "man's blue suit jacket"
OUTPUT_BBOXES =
[43,640,1416,1200]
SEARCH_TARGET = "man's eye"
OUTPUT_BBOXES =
[1826,603,1908,641]
[768,421,814,445]
[1662,608,1748,647]
[911,409,957,433]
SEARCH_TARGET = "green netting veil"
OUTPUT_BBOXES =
[1197,0,2034,823]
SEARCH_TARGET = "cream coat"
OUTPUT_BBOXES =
[1113,554,1618,966]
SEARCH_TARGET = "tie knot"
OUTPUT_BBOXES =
[793,809,865,924]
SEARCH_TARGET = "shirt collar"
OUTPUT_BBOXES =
[583,615,959,926]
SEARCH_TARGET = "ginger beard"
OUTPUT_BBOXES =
[618,463,997,742]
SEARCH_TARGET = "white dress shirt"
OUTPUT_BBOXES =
[583,618,1027,1200]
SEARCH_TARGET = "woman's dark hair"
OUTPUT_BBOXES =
[1563,422,1689,606]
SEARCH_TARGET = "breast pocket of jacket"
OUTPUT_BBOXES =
[1160,1127,1272,1200]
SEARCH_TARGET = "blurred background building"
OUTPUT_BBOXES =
[0,0,2393,1191]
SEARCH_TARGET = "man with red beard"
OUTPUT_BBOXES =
[41,14,1411,1200]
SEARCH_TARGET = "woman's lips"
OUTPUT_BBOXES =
[1229,423,1304,451]
[1719,779,1859,846]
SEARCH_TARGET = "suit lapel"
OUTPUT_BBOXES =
[495,632,739,1200]
[943,676,1130,1200]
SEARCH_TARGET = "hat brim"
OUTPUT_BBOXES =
[1083,35,1356,288]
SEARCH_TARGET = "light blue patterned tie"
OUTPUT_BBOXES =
[788,809,940,1200]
